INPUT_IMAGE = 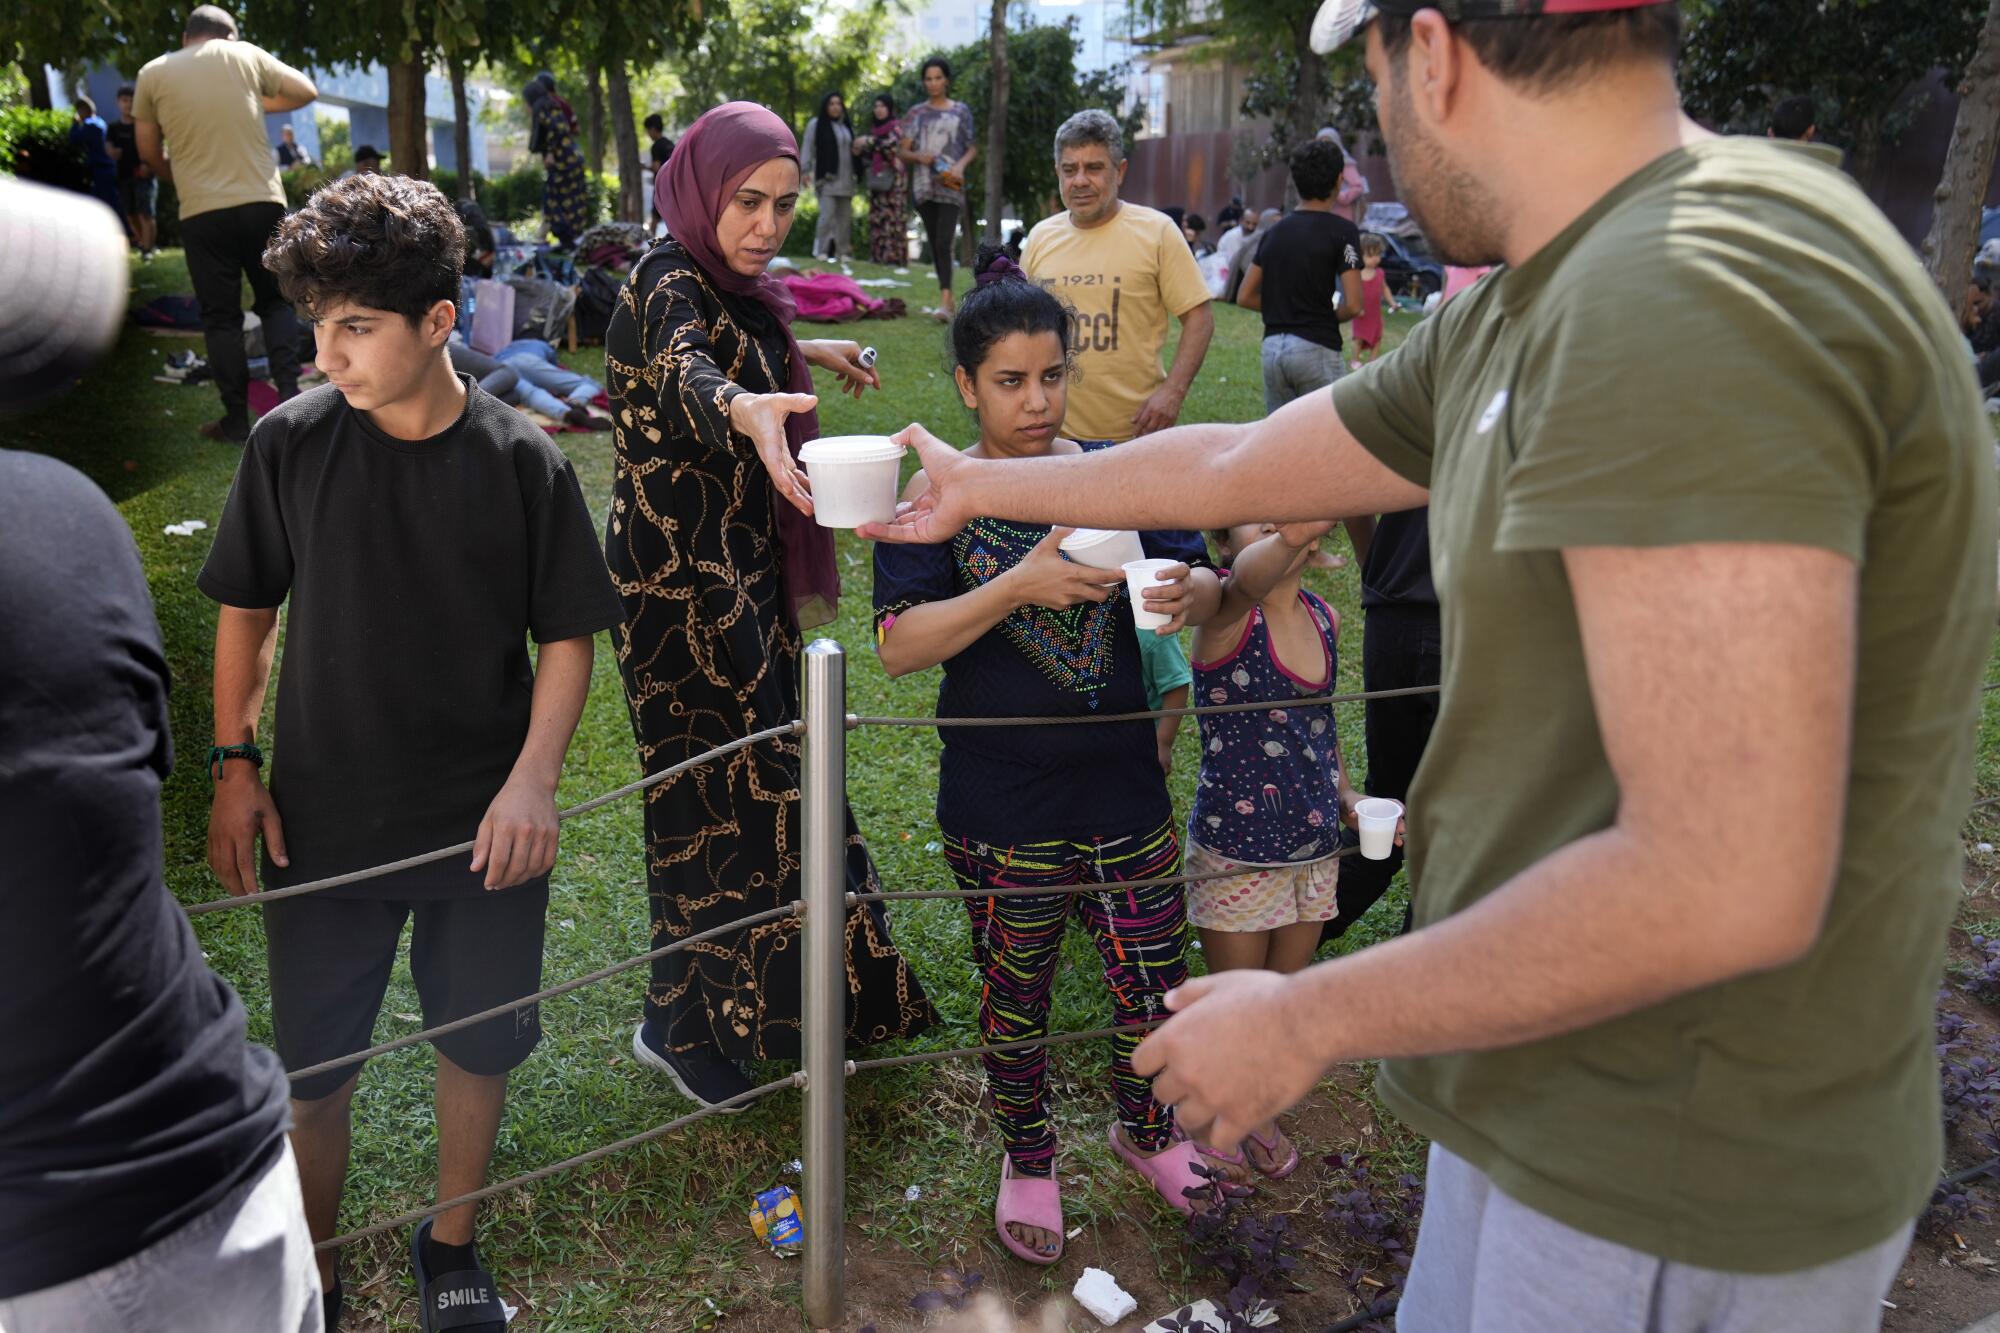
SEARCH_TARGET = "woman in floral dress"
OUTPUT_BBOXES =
[854,94,907,266]
[525,74,588,249]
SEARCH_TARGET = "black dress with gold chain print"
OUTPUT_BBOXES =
[603,238,932,1060]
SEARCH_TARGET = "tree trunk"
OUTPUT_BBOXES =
[387,58,430,181]
[449,56,473,198]
[1289,27,1325,154]
[26,61,51,110]
[1922,0,2000,301]
[984,0,1010,242]
[606,56,644,224]
[586,63,606,176]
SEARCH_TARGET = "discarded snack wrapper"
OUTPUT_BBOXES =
[748,1185,804,1257]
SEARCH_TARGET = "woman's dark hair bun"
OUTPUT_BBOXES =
[950,240,1074,378]
[973,242,1016,281]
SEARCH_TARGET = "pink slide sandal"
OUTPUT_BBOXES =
[1193,1142,1259,1198]
[1247,1124,1300,1180]
[1109,1123,1219,1216]
[996,1153,1064,1265]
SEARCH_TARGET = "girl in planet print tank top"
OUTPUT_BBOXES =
[1184,521,1363,1184]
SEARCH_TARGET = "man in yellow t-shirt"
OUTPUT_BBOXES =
[133,4,316,444]
[1022,109,1217,774]
[1023,110,1214,446]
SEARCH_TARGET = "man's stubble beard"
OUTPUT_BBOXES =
[1381,65,1507,269]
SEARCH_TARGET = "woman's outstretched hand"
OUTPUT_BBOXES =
[802,339,881,400]
[729,390,820,516]
[857,423,976,545]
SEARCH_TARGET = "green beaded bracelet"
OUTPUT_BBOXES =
[208,742,264,781]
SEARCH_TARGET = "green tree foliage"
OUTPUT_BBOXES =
[1679,0,1985,162]
[0,1,174,97]
[0,105,85,188]
[672,0,906,133]
[315,110,351,171]
[891,19,1142,228]
[1127,0,1330,150]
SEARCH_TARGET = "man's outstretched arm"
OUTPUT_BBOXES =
[863,387,1429,544]
[1134,539,1858,1151]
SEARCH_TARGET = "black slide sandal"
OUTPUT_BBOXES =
[410,1217,508,1332]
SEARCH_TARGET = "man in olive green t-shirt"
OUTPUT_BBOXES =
[865,2,1995,1328]
[133,4,316,444]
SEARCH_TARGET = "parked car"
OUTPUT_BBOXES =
[1379,230,1445,300]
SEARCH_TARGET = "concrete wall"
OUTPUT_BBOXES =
[1121,129,1397,230]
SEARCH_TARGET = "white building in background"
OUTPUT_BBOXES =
[52,61,509,176]
[898,0,1136,78]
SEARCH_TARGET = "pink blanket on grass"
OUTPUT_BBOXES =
[781,271,883,323]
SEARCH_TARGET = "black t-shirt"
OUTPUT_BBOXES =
[649,134,674,168]
[0,451,290,1299]
[197,376,625,899]
[1360,506,1438,610]
[873,484,1207,845]
[105,119,139,181]
[1250,210,1362,351]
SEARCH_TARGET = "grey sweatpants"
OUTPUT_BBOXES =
[0,1142,322,1333]
[815,192,854,261]
[1398,1143,1913,1333]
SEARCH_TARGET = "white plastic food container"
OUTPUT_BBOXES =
[1058,527,1144,579]
[797,434,906,528]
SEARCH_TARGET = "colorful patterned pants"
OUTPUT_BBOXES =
[941,818,1190,1178]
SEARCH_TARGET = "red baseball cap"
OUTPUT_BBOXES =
[1311,0,1674,54]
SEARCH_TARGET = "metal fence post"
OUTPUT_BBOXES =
[801,638,847,1328]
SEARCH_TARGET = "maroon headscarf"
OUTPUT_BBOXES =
[656,101,838,630]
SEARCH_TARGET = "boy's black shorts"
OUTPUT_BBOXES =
[264,882,549,1102]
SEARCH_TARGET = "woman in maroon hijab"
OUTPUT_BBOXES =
[603,102,933,1106]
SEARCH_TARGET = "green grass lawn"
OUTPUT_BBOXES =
[12,247,2000,1331]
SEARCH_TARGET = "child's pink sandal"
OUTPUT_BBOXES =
[995,1152,1064,1265]
[1109,1123,1220,1216]
[1193,1141,1259,1196]
[1246,1124,1300,1180]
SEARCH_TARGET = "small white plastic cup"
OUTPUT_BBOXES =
[1355,797,1405,861]
[796,434,906,528]
[1060,527,1144,582]
[1123,557,1180,630]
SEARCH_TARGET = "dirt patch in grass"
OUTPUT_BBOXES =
[1887,905,2000,1333]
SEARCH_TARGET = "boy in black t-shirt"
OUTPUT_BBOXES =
[643,113,674,230]
[198,174,623,1333]
[1236,137,1363,415]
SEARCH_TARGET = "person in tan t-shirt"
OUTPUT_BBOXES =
[1022,108,1216,779]
[134,4,316,443]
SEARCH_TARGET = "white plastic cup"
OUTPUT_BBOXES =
[1123,557,1179,630]
[1060,527,1144,582]
[796,434,906,528]
[1355,797,1405,861]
